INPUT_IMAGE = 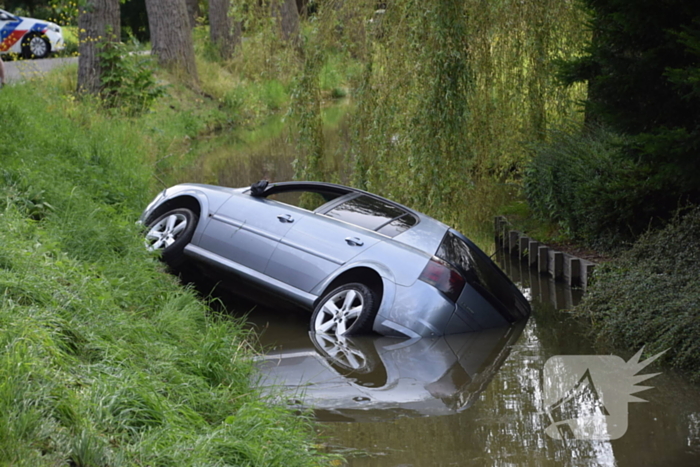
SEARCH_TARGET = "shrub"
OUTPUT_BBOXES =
[576,207,700,381]
[524,126,677,248]
[99,40,166,116]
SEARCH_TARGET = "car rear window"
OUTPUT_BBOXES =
[323,195,417,237]
[437,231,524,319]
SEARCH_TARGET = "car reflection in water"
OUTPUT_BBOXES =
[256,322,526,422]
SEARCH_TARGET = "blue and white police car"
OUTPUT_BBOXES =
[0,9,64,59]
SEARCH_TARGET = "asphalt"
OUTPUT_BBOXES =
[3,56,78,84]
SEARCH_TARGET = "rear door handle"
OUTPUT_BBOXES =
[277,214,294,223]
[345,237,364,247]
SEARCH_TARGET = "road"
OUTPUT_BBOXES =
[3,56,78,84]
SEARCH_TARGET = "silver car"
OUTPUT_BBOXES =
[140,180,530,338]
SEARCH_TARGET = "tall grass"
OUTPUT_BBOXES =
[0,81,333,466]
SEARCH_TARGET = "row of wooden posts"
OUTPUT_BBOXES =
[494,216,596,290]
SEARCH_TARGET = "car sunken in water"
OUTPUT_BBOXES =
[140,180,530,338]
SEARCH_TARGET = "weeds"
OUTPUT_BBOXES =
[0,77,333,466]
[99,40,165,116]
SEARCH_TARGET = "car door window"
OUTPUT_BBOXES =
[322,195,417,237]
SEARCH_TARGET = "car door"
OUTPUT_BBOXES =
[264,213,382,292]
[0,11,21,53]
[265,194,412,292]
[198,195,306,273]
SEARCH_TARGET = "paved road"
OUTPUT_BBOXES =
[3,56,78,83]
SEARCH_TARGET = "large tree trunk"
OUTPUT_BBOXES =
[185,0,199,28]
[145,0,199,83]
[272,0,300,43]
[77,0,120,94]
[209,0,241,59]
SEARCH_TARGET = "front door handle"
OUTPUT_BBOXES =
[345,237,364,247]
[277,214,294,223]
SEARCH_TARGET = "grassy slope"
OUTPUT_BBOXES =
[576,208,700,382]
[0,80,331,465]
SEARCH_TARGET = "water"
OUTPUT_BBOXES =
[182,106,700,466]
[170,100,353,188]
[247,253,700,467]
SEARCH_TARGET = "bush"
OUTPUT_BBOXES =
[524,126,677,248]
[576,207,700,382]
[99,40,165,116]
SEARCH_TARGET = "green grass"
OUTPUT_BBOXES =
[0,79,334,466]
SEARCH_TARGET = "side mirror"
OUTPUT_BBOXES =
[250,180,270,197]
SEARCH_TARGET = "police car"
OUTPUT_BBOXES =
[0,9,64,59]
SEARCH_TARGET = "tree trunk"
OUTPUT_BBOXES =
[272,0,300,43]
[209,0,241,59]
[77,0,120,94]
[145,0,199,83]
[185,0,199,28]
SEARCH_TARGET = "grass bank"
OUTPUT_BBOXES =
[0,78,333,465]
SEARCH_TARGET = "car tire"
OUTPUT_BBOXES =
[144,208,198,268]
[21,33,50,59]
[310,283,378,336]
[311,332,376,373]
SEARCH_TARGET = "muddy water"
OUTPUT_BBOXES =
[184,107,700,466]
[248,253,700,467]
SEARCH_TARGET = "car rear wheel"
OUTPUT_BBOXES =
[22,33,50,59]
[311,333,375,373]
[311,283,378,336]
[145,208,197,267]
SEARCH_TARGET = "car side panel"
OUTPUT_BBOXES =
[198,195,305,273]
[347,241,433,287]
[266,214,382,292]
[184,244,317,308]
[391,216,448,255]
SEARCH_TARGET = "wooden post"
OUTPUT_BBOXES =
[528,240,540,268]
[549,251,564,280]
[509,231,519,255]
[538,245,549,273]
[567,257,581,287]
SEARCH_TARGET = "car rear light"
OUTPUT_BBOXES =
[419,257,466,302]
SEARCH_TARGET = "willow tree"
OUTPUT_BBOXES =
[77,0,120,94]
[145,0,198,83]
[343,0,587,230]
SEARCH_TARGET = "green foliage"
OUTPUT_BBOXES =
[346,0,587,235]
[576,207,700,382]
[261,78,289,111]
[0,80,334,466]
[558,0,700,212]
[99,40,166,116]
[291,32,326,189]
[523,126,675,248]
